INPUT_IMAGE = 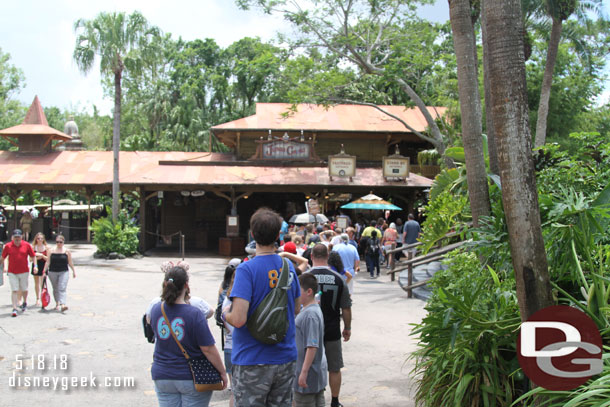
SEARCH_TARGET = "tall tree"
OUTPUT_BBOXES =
[483,0,554,320]
[449,0,490,226]
[533,0,605,147]
[73,11,159,221]
[0,47,26,147]
[237,0,455,166]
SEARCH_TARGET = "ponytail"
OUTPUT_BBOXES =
[161,266,188,305]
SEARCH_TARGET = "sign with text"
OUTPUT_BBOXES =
[307,199,320,215]
[262,141,310,159]
[328,155,356,178]
[383,156,410,180]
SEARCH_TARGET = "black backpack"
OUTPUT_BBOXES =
[142,314,155,343]
[247,258,291,345]
[215,289,227,328]
[368,237,380,255]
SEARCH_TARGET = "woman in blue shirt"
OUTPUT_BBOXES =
[150,266,228,407]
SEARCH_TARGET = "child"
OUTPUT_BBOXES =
[294,273,328,407]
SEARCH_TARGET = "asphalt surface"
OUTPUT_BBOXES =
[0,243,427,407]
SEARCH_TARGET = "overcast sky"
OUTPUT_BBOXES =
[0,1,451,117]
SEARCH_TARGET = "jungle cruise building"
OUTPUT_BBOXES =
[0,98,441,255]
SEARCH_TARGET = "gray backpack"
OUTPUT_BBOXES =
[247,258,291,344]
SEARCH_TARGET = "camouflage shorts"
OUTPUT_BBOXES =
[232,361,296,407]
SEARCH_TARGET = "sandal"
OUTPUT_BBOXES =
[61,305,68,312]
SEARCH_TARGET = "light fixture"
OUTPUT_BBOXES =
[268,130,272,140]
[305,195,310,199]
[244,195,249,199]
[282,132,290,140]
[300,130,304,142]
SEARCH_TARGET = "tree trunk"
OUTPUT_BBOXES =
[481,0,499,175]
[449,0,490,227]
[534,17,563,148]
[482,0,554,321]
[112,70,122,223]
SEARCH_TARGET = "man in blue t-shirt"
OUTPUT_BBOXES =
[225,208,301,407]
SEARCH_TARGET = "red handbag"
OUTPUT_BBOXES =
[41,276,51,308]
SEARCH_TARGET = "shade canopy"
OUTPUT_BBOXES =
[341,193,402,210]
[289,213,329,224]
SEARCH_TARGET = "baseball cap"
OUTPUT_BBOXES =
[283,242,297,254]
[340,233,349,242]
[228,258,242,268]
[12,229,23,237]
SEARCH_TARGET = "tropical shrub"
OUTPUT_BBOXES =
[411,251,523,407]
[419,192,470,254]
[91,209,139,256]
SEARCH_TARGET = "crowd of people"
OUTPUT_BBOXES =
[2,229,76,317]
[146,208,421,407]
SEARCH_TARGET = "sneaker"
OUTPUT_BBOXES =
[11,309,18,317]
[20,302,27,312]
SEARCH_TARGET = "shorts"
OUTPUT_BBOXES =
[294,389,325,407]
[224,349,233,375]
[8,272,28,292]
[232,361,296,407]
[324,339,344,372]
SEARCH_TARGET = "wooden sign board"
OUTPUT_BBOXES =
[328,155,356,179]
[226,215,239,237]
[383,156,410,180]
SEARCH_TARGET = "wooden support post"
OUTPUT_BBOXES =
[407,251,414,298]
[139,187,147,253]
[389,242,396,282]
[85,188,92,242]
[181,233,185,260]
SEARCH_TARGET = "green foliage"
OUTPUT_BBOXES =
[91,210,139,255]
[417,149,440,166]
[411,251,523,407]
[419,192,470,254]
[513,348,610,406]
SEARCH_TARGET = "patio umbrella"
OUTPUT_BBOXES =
[341,193,402,210]
[289,213,329,224]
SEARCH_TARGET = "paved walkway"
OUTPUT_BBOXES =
[0,244,427,406]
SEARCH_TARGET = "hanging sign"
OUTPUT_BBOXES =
[328,155,356,178]
[262,141,311,159]
[383,156,410,180]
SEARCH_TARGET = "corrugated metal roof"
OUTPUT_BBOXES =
[0,96,72,141]
[211,103,446,133]
[0,151,432,188]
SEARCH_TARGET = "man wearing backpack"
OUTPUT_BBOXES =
[366,229,381,278]
[225,208,301,407]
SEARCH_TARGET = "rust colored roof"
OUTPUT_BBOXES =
[0,96,72,141]
[23,96,49,125]
[211,103,446,133]
[0,151,432,189]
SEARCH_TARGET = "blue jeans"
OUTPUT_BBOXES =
[154,379,213,407]
[366,253,380,277]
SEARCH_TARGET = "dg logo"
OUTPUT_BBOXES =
[517,305,603,390]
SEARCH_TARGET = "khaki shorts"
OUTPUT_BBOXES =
[8,272,28,292]
[324,339,344,372]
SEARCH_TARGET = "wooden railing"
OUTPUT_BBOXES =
[384,229,470,298]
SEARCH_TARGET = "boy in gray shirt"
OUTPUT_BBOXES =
[295,273,328,406]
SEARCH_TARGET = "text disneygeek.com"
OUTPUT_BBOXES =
[7,354,136,391]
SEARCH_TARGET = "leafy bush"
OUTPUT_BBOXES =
[91,210,139,256]
[513,349,610,406]
[419,192,470,254]
[411,251,523,407]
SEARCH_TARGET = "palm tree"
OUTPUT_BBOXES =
[482,0,554,320]
[534,0,605,147]
[449,0,491,227]
[73,11,159,221]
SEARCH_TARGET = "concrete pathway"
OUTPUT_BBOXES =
[0,244,427,406]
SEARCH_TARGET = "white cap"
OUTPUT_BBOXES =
[228,258,242,268]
